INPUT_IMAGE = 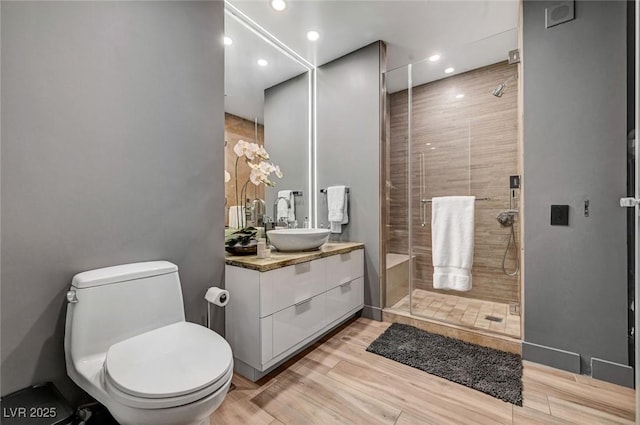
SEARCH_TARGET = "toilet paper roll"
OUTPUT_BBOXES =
[204,287,229,307]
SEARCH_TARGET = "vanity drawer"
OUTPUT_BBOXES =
[260,259,325,317]
[326,277,364,325]
[260,259,326,317]
[326,249,364,290]
[272,293,326,357]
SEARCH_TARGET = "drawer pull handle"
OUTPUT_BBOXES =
[294,297,313,307]
[339,281,352,288]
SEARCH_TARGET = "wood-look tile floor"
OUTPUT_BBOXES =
[210,318,635,425]
[389,288,521,338]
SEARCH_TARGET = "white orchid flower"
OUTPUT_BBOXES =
[247,161,262,171]
[245,153,255,161]
[247,144,261,160]
[233,140,256,160]
[259,161,275,174]
[256,146,270,160]
[249,167,267,186]
[229,142,281,195]
[261,162,282,179]
[233,140,247,157]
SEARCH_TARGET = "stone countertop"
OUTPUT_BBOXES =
[225,242,364,272]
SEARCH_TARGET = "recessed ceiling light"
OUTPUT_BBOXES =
[428,54,440,62]
[257,59,268,67]
[456,94,465,99]
[444,67,455,74]
[430,147,437,150]
[223,36,233,46]
[271,0,286,11]
[307,31,320,41]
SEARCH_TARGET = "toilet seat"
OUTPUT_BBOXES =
[104,362,233,409]
[104,322,233,409]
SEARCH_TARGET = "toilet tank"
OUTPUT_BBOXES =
[65,261,186,361]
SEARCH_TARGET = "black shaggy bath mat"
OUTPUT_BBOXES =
[366,323,523,405]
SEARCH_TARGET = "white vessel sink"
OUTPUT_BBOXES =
[267,228,331,252]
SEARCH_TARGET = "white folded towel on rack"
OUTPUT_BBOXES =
[327,185,348,234]
[431,196,475,291]
[277,190,295,222]
[228,205,246,229]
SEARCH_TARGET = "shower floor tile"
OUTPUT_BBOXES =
[389,289,521,338]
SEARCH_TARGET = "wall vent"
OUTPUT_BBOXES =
[545,1,575,28]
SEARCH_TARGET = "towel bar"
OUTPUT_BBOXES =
[420,197,490,227]
[320,188,350,194]
[421,197,490,203]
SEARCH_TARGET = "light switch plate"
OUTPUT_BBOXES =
[551,205,569,226]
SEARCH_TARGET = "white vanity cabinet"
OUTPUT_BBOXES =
[225,244,364,381]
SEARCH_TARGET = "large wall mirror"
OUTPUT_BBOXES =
[224,5,312,229]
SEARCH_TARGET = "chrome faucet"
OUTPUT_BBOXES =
[273,196,291,228]
[249,198,266,227]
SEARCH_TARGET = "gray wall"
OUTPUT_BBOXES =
[264,72,310,224]
[316,42,383,319]
[1,1,225,398]
[523,1,628,373]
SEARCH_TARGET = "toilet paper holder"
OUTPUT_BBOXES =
[204,287,229,329]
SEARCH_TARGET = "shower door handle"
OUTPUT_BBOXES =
[420,199,428,227]
[620,197,640,207]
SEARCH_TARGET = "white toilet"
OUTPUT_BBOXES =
[64,261,233,425]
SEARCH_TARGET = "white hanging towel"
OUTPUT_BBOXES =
[277,190,295,222]
[327,185,349,234]
[431,196,475,291]
[228,205,246,229]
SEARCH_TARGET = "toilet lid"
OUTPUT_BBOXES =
[105,322,232,399]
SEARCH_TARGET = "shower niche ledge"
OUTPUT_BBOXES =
[225,245,364,381]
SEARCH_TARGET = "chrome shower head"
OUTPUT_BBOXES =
[492,75,516,97]
[492,83,506,97]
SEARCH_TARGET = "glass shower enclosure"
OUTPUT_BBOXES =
[383,39,522,339]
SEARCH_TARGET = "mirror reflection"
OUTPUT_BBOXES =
[224,8,310,232]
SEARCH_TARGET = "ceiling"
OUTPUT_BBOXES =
[224,0,519,122]
[224,12,308,123]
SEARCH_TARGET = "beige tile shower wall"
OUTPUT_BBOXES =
[389,61,519,304]
[225,113,265,226]
[388,90,410,255]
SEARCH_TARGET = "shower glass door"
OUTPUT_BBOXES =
[383,63,411,311]
[408,55,473,320]
[384,31,522,339]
